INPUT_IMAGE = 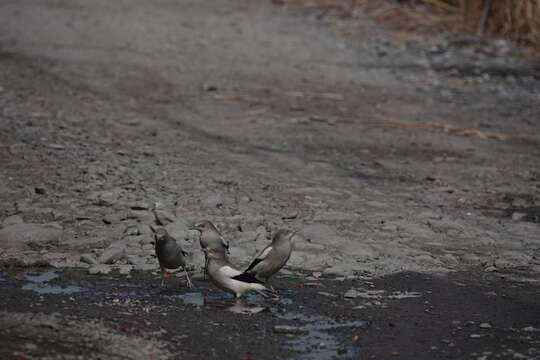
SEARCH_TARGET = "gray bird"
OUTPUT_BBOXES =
[205,243,267,298]
[190,220,229,253]
[154,228,192,288]
[245,229,296,293]
[190,220,229,278]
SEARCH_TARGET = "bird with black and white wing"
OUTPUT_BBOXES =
[244,229,296,293]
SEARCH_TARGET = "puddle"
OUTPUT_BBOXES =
[177,292,267,314]
[273,309,364,359]
[177,292,205,306]
[22,270,82,295]
[175,291,364,357]
[25,270,59,283]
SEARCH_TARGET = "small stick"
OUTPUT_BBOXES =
[477,0,492,36]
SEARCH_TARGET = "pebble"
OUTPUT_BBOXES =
[80,254,98,265]
[88,264,112,275]
[272,325,308,335]
[2,214,24,227]
[344,289,361,299]
[134,263,158,271]
[98,247,125,264]
[137,223,153,237]
[0,223,63,250]
[34,186,47,195]
[479,323,492,329]
[124,225,140,236]
[102,212,128,225]
[127,255,147,266]
[511,212,527,221]
[154,210,176,226]
[118,265,133,275]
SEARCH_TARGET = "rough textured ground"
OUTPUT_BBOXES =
[0,0,539,358]
[1,269,539,359]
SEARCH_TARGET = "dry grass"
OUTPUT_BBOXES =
[273,0,540,48]
[461,0,540,45]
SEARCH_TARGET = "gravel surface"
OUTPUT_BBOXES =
[0,0,539,358]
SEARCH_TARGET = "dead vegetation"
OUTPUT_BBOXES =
[273,0,540,48]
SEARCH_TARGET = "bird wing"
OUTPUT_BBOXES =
[232,271,265,284]
[220,235,230,250]
[245,245,273,272]
[219,265,243,278]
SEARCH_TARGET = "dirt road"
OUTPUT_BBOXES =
[0,0,539,358]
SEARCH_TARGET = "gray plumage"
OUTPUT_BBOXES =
[245,229,296,292]
[154,228,192,287]
[191,220,229,253]
[190,220,229,279]
[205,243,267,298]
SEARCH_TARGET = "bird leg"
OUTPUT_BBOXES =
[160,267,166,287]
[202,249,209,279]
[184,267,193,288]
[267,280,278,295]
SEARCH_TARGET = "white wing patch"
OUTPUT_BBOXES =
[257,246,273,260]
[219,265,242,278]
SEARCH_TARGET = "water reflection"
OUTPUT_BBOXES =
[22,270,82,295]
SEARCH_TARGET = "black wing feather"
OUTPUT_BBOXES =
[245,258,264,273]
[232,271,264,284]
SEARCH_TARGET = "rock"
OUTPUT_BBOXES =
[87,190,121,207]
[165,219,191,240]
[511,212,527,221]
[118,265,133,275]
[80,254,98,265]
[154,210,176,226]
[344,289,361,298]
[137,223,153,237]
[2,214,24,227]
[282,211,298,220]
[134,263,158,271]
[323,263,352,276]
[484,266,498,273]
[128,210,155,224]
[299,223,340,244]
[129,201,153,211]
[98,247,125,264]
[103,212,129,224]
[127,255,147,266]
[141,244,154,252]
[34,186,47,195]
[479,323,492,329]
[255,225,268,239]
[124,225,140,236]
[0,223,63,250]
[200,192,226,208]
[88,264,112,275]
[272,325,308,335]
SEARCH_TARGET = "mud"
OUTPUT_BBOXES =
[1,268,539,359]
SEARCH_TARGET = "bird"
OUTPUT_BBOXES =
[190,220,229,253]
[245,229,296,293]
[190,220,229,278]
[154,228,193,288]
[205,243,267,299]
